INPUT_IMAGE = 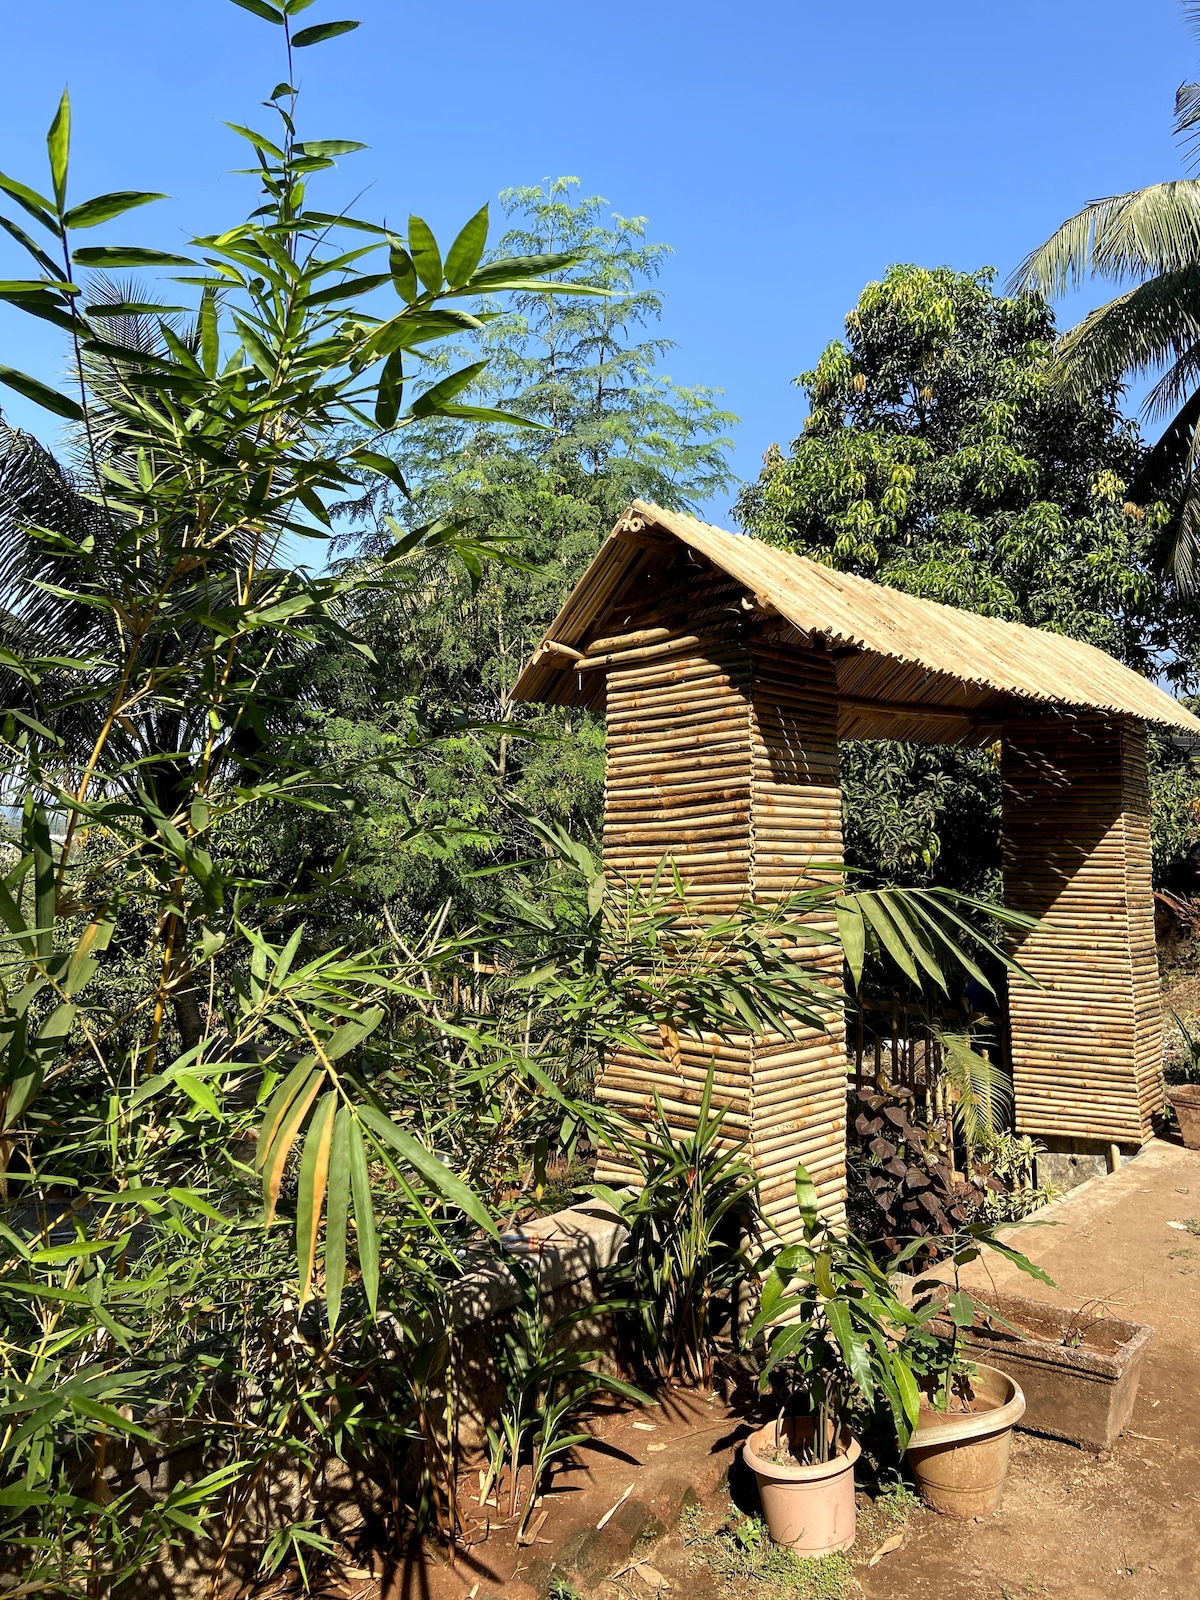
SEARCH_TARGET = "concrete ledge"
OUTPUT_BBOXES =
[452,1200,629,1324]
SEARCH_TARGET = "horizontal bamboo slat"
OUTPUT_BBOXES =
[1003,715,1162,1146]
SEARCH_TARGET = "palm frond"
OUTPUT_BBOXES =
[1009,182,1200,295]
[1176,81,1200,171]
[937,1032,1011,1148]
[1129,385,1200,498]
[1050,265,1200,397]
[1140,340,1200,419]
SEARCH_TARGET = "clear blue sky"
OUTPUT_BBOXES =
[0,0,1193,522]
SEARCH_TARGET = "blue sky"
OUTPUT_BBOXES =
[0,0,1193,522]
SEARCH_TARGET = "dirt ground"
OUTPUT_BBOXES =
[254,1138,1200,1600]
[857,1137,1200,1600]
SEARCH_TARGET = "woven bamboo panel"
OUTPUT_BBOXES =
[595,583,849,1237]
[749,642,847,1229]
[1002,716,1162,1145]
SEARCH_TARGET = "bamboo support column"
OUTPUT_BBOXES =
[1002,714,1162,1148]
[598,608,848,1240]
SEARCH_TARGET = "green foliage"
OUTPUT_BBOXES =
[737,262,1200,892]
[1012,4,1200,588]
[591,1064,759,1384]
[483,1255,650,1538]
[1149,725,1200,890]
[682,1503,858,1598]
[904,1222,1054,1412]
[748,1163,923,1464]
[839,738,1001,895]
[294,179,740,935]
[738,264,1175,672]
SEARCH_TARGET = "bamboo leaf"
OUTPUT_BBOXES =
[292,19,360,45]
[375,348,404,429]
[407,215,442,294]
[260,1069,322,1226]
[0,213,66,278]
[359,1104,497,1237]
[175,1074,222,1118]
[323,1005,385,1060]
[325,1108,351,1328]
[351,448,407,497]
[296,1091,336,1305]
[296,139,366,157]
[0,364,83,420]
[408,360,486,418]
[0,172,57,231]
[348,1116,378,1317]
[444,203,489,288]
[199,286,219,376]
[47,89,70,214]
[62,191,166,230]
[256,1056,318,1162]
[72,245,195,268]
[228,0,285,19]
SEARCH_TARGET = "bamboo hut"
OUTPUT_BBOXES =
[512,501,1200,1238]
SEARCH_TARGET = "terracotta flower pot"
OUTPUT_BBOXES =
[1168,1084,1200,1149]
[906,1363,1025,1519]
[742,1417,860,1556]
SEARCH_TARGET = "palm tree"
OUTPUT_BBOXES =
[1010,1,1200,584]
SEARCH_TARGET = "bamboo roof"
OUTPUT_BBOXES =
[512,501,1200,739]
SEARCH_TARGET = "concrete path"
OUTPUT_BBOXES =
[862,1138,1200,1600]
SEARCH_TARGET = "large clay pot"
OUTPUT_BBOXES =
[742,1417,860,1556]
[906,1363,1025,1519]
[1168,1085,1200,1149]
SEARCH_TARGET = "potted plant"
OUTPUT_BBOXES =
[902,1222,1053,1517]
[743,1163,920,1557]
[1166,1011,1200,1148]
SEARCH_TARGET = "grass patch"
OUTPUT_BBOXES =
[679,1477,920,1599]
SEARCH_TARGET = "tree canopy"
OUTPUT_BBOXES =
[737,263,1200,891]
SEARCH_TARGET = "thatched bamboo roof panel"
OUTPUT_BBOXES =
[513,501,1200,734]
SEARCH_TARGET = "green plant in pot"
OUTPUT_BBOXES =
[743,1162,921,1558]
[901,1222,1054,1518]
[1166,1011,1200,1149]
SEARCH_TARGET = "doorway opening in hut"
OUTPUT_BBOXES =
[836,736,1028,1199]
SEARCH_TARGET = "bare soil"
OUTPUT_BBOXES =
[859,1139,1200,1600]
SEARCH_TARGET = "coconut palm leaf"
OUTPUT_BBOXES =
[1049,266,1200,399]
[1009,182,1200,296]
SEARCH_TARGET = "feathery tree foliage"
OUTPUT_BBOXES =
[0,13,1015,1587]
[276,180,740,933]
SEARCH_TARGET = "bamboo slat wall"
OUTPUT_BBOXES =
[596,551,850,1237]
[1002,715,1162,1145]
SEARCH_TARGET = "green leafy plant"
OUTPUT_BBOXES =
[904,1222,1056,1413]
[482,1254,649,1538]
[1169,1009,1200,1085]
[590,1063,759,1384]
[748,1163,921,1466]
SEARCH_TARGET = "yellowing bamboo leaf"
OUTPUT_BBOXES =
[296,1091,336,1305]
[348,1116,378,1317]
[261,1069,321,1226]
